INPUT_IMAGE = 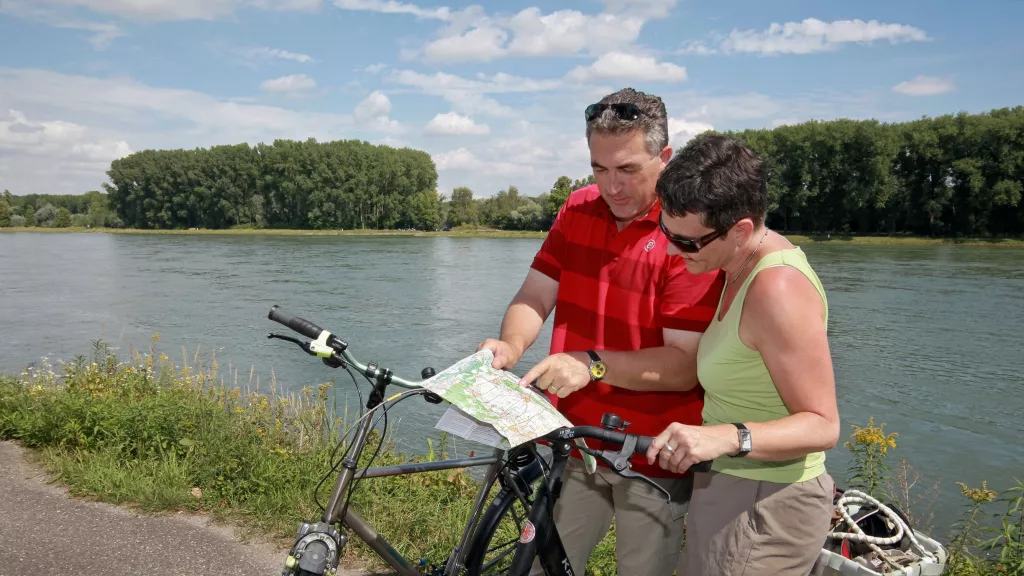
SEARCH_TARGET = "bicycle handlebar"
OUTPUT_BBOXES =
[268,305,328,341]
[267,305,421,389]
[549,425,713,473]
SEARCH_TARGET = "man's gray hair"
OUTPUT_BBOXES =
[585,87,669,157]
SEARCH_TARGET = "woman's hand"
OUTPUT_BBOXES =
[645,423,740,474]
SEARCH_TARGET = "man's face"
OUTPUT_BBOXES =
[589,130,671,223]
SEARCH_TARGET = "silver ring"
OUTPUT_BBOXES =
[664,444,675,454]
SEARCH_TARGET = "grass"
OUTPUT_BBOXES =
[3,225,1024,246]
[1,339,1022,575]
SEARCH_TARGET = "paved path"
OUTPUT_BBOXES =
[0,441,368,576]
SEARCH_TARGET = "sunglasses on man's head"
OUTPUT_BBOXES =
[585,102,645,122]
[658,213,731,253]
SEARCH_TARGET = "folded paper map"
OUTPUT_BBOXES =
[424,349,596,473]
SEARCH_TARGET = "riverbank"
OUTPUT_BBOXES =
[1,342,1021,575]
[3,226,1023,246]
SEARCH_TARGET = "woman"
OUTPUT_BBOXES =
[646,133,839,575]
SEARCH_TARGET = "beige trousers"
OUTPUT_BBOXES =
[529,457,693,576]
[678,469,834,576]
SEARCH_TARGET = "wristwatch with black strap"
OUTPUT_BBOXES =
[732,423,752,457]
[585,350,606,382]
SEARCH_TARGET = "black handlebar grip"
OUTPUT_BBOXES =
[634,435,713,473]
[268,305,326,340]
[634,435,654,454]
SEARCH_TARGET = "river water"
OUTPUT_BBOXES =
[1,232,1022,535]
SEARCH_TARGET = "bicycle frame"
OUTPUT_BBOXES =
[276,320,510,576]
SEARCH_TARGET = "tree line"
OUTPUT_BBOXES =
[1,105,1021,236]
[727,105,1024,237]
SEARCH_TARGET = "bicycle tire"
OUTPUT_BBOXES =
[463,484,534,576]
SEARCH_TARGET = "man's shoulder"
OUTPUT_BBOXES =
[562,184,603,212]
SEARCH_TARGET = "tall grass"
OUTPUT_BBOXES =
[0,339,491,571]
[1,340,1021,575]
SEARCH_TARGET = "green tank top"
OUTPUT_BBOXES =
[697,247,828,483]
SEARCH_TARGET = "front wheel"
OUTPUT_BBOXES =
[463,448,547,576]
[463,484,534,576]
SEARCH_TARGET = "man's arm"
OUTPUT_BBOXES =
[479,269,558,369]
[587,328,702,391]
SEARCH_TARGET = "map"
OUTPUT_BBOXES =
[423,350,596,473]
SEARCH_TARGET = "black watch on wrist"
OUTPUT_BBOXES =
[585,350,606,382]
[732,423,752,457]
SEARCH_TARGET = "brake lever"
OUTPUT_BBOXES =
[579,436,672,503]
[268,333,313,355]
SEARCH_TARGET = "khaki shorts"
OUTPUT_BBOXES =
[529,457,693,576]
[678,469,834,576]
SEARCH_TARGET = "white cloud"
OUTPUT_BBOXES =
[892,75,955,96]
[566,52,687,83]
[423,26,508,63]
[55,20,125,50]
[390,69,561,95]
[36,0,240,21]
[250,0,322,11]
[416,6,645,63]
[32,0,320,20]
[432,147,481,171]
[0,2,125,49]
[602,0,677,19]
[425,112,489,135]
[0,68,354,194]
[0,109,133,194]
[245,46,315,63]
[354,91,402,132]
[684,18,929,56]
[260,74,317,92]
[359,63,388,73]
[332,0,451,20]
[667,117,714,148]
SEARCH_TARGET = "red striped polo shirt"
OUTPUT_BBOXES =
[531,184,725,478]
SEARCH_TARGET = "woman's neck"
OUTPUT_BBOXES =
[723,226,769,285]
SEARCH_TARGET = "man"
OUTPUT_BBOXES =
[477,88,725,576]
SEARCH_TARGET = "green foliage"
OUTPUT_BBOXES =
[0,198,12,227]
[724,106,1024,237]
[103,139,439,230]
[55,207,72,228]
[35,203,57,227]
[843,416,898,497]
[8,214,26,227]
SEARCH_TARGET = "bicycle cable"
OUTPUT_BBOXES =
[312,385,426,513]
[314,365,368,512]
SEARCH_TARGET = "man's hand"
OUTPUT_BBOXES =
[518,352,591,398]
[477,338,524,370]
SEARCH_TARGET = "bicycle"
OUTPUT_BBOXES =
[266,305,710,576]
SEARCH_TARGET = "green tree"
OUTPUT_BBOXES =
[447,187,477,227]
[55,207,72,228]
[0,198,12,227]
[35,203,57,227]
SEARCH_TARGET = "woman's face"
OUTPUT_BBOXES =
[659,211,734,275]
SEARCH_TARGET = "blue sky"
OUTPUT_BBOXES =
[1,0,1022,198]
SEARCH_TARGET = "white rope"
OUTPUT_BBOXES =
[826,489,937,575]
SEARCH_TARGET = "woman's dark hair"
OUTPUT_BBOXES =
[655,133,768,231]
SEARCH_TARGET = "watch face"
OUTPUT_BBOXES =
[589,361,607,380]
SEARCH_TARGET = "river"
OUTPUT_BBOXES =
[1,232,1022,536]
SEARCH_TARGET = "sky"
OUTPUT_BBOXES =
[1,0,1023,199]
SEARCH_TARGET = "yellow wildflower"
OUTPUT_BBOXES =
[955,481,997,503]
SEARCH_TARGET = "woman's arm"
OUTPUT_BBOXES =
[647,265,840,472]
